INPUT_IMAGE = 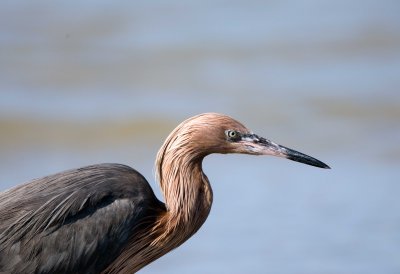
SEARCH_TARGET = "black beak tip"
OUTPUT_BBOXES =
[300,158,331,169]
[319,162,331,169]
[285,152,331,169]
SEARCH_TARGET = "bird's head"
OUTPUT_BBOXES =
[162,113,329,169]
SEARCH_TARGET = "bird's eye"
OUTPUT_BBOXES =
[226,130,240,140]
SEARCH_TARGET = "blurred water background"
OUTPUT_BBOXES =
[1,1,399,273]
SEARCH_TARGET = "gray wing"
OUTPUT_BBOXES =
[0,163,164,274]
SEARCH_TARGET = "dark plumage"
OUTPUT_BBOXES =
[0,164,164,273]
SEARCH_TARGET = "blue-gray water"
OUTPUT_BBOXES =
[1,1,399,273]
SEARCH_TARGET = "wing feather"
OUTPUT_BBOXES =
[0,163,163,274]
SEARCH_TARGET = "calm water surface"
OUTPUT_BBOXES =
[0,1,399,273]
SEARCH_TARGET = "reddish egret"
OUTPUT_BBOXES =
[0,113,329,273]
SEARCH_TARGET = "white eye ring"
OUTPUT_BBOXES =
[226,130,237,138]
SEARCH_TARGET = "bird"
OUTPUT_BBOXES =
[0,113,329,274]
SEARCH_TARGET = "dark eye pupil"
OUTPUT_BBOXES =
[226,130,240,140]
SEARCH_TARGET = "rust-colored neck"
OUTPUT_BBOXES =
[105,151,213,274]
[155,145,213,243]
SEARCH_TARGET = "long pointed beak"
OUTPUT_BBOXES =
[242,134,330,169]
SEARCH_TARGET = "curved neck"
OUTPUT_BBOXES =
[155,143,213,239]
[106,151,213,274]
